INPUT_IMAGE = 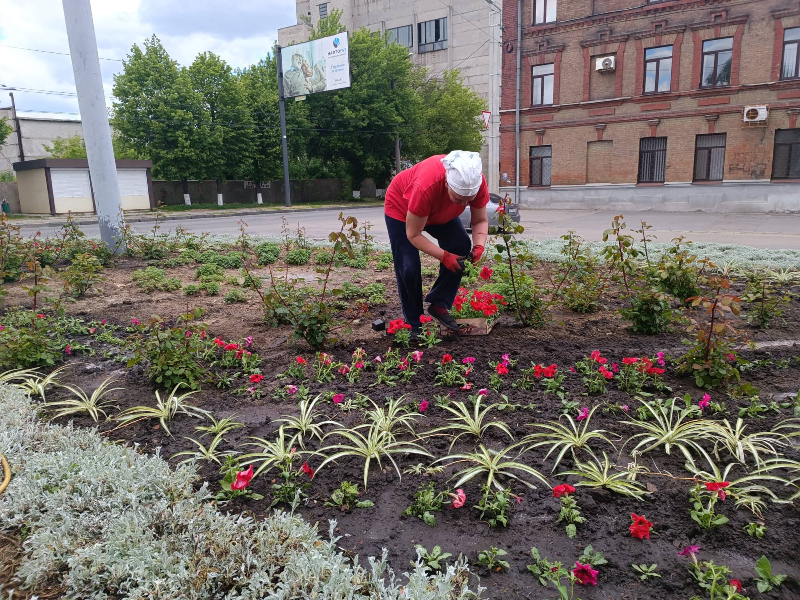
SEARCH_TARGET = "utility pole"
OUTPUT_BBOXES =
[484,0,501,193]
[276,45,292,207]
[9,92,24,162]
[514,0,522,205]
[62,0,125,247]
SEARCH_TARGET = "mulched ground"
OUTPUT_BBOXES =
[4,255,800,599]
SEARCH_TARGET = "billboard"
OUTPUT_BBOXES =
[281,32,351,98]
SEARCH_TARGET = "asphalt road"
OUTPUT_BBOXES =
[17,207,800,250]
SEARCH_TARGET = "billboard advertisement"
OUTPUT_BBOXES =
[281,32,351,98]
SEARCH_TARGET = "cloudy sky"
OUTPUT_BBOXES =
[0,0,297,119]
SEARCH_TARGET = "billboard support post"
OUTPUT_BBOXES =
[276,45,292,208]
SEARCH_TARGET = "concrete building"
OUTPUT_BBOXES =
[500,0,800,212]
[0,108,83,173]
[278,0,503,192]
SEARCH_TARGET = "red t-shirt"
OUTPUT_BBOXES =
[384,154,490,225]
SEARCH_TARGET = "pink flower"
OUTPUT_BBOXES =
[101,319,106,325]
[461,382,473,390]
[355,361,365,369]
[65,345,71,355]
[577,407,589,421]
[462,357,476,364]
[185,331,192,338]
[231,465,254,490]
[132,318,140,325]
[570,366,576,373]
[501,353,511,362]
[656,352,665,366]
[572,562,599,586]
[399,359,409,371]
[726,353,736,362]
[449,488,466,509]
[612,363,619,373]
[287,385,298,395]
[332,393,344,404]
[338,364,350,375]
[699,393,711,411]
[678,545,701,557]
[419,400,429,412]
[0,326,4,331]
[374,356,383,364]
[621,404,629,413]
[411,350,424,362]
[478,388,488,396]
[248,387,256,394]
[245,335,253,348]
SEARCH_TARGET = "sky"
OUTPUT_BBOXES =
[0,0,297,119]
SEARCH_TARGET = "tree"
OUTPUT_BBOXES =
[0,117,12,148]
[407,70,487,159]
[44,133,139,159]
[112,35,210,202]
[188,52,255,201]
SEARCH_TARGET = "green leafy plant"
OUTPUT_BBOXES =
[216,456,264,501]
[688,559,748,600]
[476,546,509,572]
[632,563,661,581]
[475,484,512,528]
[171,432,234,466]
[61,252,105,298]
[754,555,786,593]
[326,480,374,511]
[285,248,312,265]
[527,547,567,587]
[657,236,704,301]
[194,263,225,281]
[559,453,648,499]
[428,394,513,449]
[403,481,447,526]
[270,453,311,508]
[255,241,281,265]
[274,395,340,448]
[115,384,208,436]
[622,287,677,335]
[414,545,452,573]
[131,266,182,293]
[742,275,789,329]
[689,482,729,530]
[744,522,766,538]
[43,376,123,422]
[440,443,549,492]
[224,289,247,304]
[577,545,608,568]
[239,426,301,478]
[556,488,585,539]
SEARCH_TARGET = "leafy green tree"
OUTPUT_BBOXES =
[44,133,139,160]
[188,52,255,194]
[0,117,12,148]
[112,35,210,200]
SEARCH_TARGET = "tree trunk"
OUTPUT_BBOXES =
[216,178,223,206]
[181,179,191,206]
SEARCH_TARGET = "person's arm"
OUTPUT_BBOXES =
[470,204,489,249]
[405,212,444,261]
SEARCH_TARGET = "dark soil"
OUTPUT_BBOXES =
[4,255,800,599]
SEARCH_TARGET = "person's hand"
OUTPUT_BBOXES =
[441,251,464,273]
[468,245,485,263]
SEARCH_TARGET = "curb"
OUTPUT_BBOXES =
[13,203,385,228]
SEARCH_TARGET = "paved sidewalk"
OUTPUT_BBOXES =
[15,207,800,250]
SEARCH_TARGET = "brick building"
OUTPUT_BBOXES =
[499,0,800,212]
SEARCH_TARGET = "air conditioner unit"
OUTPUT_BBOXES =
[743,105,768,124]
[595,56,616,72]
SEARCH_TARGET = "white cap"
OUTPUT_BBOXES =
[441,150,483,197]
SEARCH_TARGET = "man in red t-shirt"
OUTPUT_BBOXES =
[384,150,490,332]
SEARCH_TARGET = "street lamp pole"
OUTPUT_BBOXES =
[5,90,25,162]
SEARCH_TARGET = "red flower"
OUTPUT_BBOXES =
[231,465,254,490]
[543,364,557,378]
[301,462,315,479]
[249,374,264,383]
[534,364,544,378]
[420,315,433,324]
[629,513,653,539]
[223,343,238,351]
[704,481,731,500]
[296,356,307,364]
[730,579,742,593]
[572,562,599,586]
[449,488,466,509]
[213,336,225,347]
[496,363,509,375]
[599,366,614,379]
[36,314,46,319]
[479,266,493,280]
[622,357,639,365]
[442,354,453,364]
[552,484,575,498]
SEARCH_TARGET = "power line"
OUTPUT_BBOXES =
[433,0,501,45]
[0,43,123,62]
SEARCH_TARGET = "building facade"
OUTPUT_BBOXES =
[278,0,503,192]
[500,0,800,212]
[0,108,83,173]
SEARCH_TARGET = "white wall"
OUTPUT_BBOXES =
[0,109,85,172]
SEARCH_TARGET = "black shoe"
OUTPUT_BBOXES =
[427,305,460,332]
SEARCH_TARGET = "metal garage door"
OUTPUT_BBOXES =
[117,169,148,196]
[50,169,91,198]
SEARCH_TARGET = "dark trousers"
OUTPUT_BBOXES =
[385,214,471,328]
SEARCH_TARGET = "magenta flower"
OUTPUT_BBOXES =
[577,407,589,421]
[656,352,665,366]
[502,353,511,362]
[231,465,254,490]
[621,404,629,413]
[355,361,365,369]
[332,393,344,404]
[132,318,140,325]
[570,366,576,373]
[374,356,382,364]
[678,545,701,557]
[185,331,192,338]
[245,335,253,348]
[572,562,599,586]
[449,488,466,509]
[286,385,298,395]
[65,345,71,355]
[411,350,424,362]
[419,399,429,412]
[462,357,476,365]
[726,353,736,362]
[612,363,619,373]
[698,393,710,411]
[101,319,106,325]
[248,386,256,394]
[478,388,488,396]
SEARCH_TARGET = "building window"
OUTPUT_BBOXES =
[531,63,555,106]
[638,137,667,183]
[701,37,733,87]
[387,25,413,48]
[319,2,328,18]
[418,18,447,53]
[644,45,673,93]
[530,146,552,186]
[534,0,556,24]
[772,129,800,179]
[693,133,726,182]
[781,27,800,79]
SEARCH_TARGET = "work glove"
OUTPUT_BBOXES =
[441,251,465,273]
[468,245,485,263]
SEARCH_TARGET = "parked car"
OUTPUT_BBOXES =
[460,193,521,232]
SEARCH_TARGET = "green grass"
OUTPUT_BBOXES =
[158,198,384,212]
